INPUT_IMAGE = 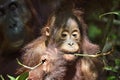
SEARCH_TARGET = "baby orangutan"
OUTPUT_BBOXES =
[18,10,105,80]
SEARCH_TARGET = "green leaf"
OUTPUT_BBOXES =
[107,76,116,80]
[102,40,113,53]
[115,59,120,66]
[111,68,118,73]
[104,66,113,71]
[7,75,16,80]
[18,72,28,80]
[0,75,5,80]
[88,24,101,39]
[16,76,20,80]
[110,34,117,40]
[104,66,117,72]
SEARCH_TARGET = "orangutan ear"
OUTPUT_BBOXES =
[45,27,50,36]
[40,26,50,36]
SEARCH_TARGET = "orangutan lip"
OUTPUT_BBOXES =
[65,52,78,55]
[62,49,78,54]
[11,39,24,47]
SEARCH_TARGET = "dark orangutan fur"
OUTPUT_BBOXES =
[18,9,105,80]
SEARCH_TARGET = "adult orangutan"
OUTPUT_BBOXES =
[0,0,35,78]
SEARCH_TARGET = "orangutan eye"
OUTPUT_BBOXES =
[72,32,79,39]
[9,2,18,11]
[61,31,68,39]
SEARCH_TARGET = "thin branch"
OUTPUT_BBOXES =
[74,48,114,57]
[16,59,45,70]
[102,18,120,25]
[99,12,119,19]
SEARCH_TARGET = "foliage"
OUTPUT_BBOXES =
[98,11,120,80]
[0,75,5,80]
[0,72,28,80]
[104,59,120,80]
[88,24,101,39]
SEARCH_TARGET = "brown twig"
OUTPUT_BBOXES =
[17,48,113,70]
[74,48,114,57]
[16,59,45,70]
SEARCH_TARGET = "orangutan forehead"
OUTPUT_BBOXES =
[66,18,78,29]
